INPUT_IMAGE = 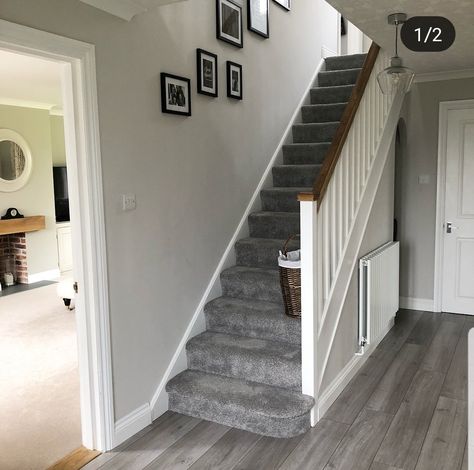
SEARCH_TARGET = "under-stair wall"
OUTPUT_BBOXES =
[299,45,406,423]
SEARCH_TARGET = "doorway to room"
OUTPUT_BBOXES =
[0,17,115,467]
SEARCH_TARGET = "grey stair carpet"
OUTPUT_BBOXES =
[166,53,366,438]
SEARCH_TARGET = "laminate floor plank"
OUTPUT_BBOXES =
[278,419,349,470]
[233,434,304,470]
[143,420,229,469]
[377,310,422,352]
[189,428,261,470]
[323,409,393,470]
[82,411,179,470]
[441,325,468,401]
[97,412,201,470]
[421,320,464,374]
[365,343,423,414]
[414,396,467,470]
[324,345,399,425]
[373,368,444,470]
[405,312,442,346]
[461,442,468,470]
[369,463,404,470]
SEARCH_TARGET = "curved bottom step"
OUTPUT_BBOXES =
[166,369,314,439]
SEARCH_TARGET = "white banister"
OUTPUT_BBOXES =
[300,48,405,424]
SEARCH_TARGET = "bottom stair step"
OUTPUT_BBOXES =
[166,369,314,438]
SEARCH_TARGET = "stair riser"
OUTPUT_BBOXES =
[168,394,311,438]
[301,104,346,123]
[187,344,301,391]
[260,190,300,212]
[221,268,282,303]
[248,214,299,239]
[205,306,301,344]
[325,54,366,71]
[318,69,361,87]
[272,166,320,187]
[282,144,330,165]
[292,124,338,143]
[310,86,354,105]
[235,239,300,268]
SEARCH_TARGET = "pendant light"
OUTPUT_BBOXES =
[377,13,415,95]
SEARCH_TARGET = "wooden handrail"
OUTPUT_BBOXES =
[298,43,380,205]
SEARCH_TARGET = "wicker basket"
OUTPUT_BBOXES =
[278,235,301,318]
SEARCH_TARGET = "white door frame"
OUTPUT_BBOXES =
[0,20,115,451]
[434,99,474,313]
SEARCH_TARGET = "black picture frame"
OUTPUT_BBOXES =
[227,61,242,100]
[248,0,269,38]
[273,0,291,11]
[160,73,192,116]
[216,0,243,48]
[196,49,218,97]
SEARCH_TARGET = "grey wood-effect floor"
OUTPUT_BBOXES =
[84,310,471,470]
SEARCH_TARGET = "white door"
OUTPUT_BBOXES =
[441,104,474,314]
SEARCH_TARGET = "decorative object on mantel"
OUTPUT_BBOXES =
[216,0,243,48]
[161,73,192,116]
[273,0,290,11]
[1,208,24,220]
[248,0,269,38]
[197,49,218,97]
[227,61,243,100]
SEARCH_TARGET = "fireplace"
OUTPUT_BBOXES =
[0,232,28,286]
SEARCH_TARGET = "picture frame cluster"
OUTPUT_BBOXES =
[161,0,291,116]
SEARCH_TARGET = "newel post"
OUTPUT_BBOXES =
[300,200,319,425]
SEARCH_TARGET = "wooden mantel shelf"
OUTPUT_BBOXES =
[0,216,46,236]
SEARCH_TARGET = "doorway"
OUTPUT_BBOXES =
[0,18,115,458]
[434,99,474,315]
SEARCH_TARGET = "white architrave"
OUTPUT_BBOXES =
[0,19,114,451]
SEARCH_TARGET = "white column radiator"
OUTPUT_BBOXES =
[358,241,399,350]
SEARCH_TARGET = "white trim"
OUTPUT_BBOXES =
[150,58,326,420]
[27,268,60,284]
[399,296,435,312]
[0,96,57,111]
[415,68,474,83]
[113,404,152,448]
[318,319,394,417]
[0,19,114,451]
[433,99,474,314]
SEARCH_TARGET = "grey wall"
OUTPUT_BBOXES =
[396,78,474,301]
[0,0,339,419]
[321,137,395,391]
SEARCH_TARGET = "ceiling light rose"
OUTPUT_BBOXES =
[377,13,415,95]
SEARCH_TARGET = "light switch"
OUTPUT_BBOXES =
[122,193,136,211]
[418,175,430,185]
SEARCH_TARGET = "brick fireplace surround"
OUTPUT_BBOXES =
[0,233,28,284]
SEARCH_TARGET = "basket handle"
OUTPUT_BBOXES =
[282,234,300,256]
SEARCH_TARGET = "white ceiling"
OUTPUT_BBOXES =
[328,0,474,74]
[0,49,63,113]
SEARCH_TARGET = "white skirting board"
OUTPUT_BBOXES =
[27,268,60,284]
[113,403,152,448]
[399,297,435,312]
[318,318,394,418]
[148,56,328,422]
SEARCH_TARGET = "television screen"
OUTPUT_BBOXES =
[53,166,70,222]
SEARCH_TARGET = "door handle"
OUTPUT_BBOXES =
[446,222,458,234]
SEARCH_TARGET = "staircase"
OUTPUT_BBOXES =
[166,53,367,438]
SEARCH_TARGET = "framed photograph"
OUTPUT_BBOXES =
[216,0,243,48]
[248,0,269,38]
[160,73,191,116]
[227,61,242,100]
[196,49,218,97]
[273,0,291,11]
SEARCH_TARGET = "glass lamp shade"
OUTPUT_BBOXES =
[377,56,415,95]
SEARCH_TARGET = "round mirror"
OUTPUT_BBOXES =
[0,129,32,192]
[0,141,26,181]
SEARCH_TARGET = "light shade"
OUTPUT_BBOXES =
[377,56,415,95]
